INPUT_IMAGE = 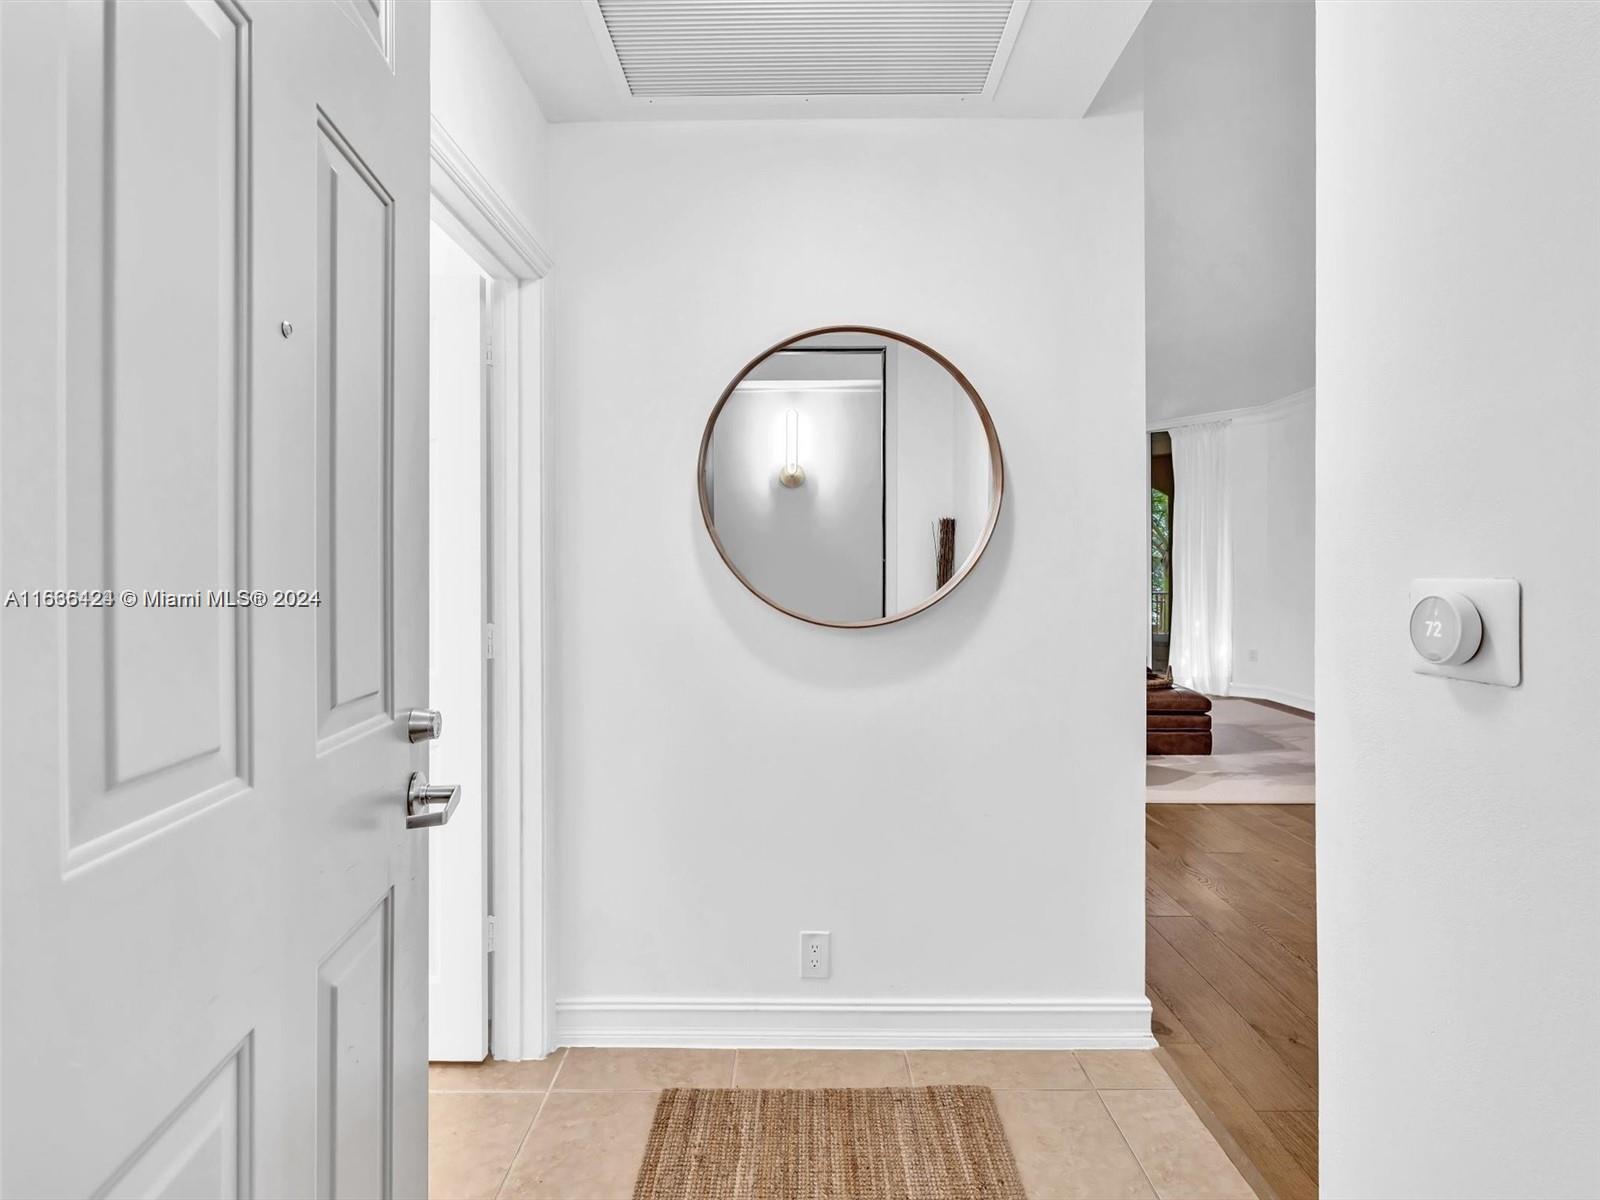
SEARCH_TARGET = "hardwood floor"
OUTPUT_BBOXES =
[1146,803,1318,1200]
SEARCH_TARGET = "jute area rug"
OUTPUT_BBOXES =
[633,1085,1026,1200]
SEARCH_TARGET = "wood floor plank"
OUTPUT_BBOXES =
[1263,804,1316,837]
[1147,804,1257,853]
[1145,921,1316,1111]
[1148,813,1314,904]
[1214,802,1315,841]
[1184,815,1317,906]
[1203,847,1317,919]
[1148,800,1318,1200]
[1150,915,1317,1089]
[1185,849,1317,942]
[1202,805,1316,868]
[1147,879,1189,917]
[1260,1110,1319,1184]
[1162,1044,1318,1200]
[1147,839,1317,951]
[1148,987,1195,1044]
[1145,850,1319,1018]
[1236,802,1316,841]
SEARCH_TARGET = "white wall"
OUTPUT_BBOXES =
[431,0,551,240]
[1227,396,1314,711]
[1142,0,1315,424]
[1318,3,1600,1195]
[546,117,1150,1045]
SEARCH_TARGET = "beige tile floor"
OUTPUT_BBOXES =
[429,1048,1254,1200]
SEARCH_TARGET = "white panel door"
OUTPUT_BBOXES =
[0,2,432,1197]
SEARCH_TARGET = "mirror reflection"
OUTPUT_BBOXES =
[700,329,1002,626]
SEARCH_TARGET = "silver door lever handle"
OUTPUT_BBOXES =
[405,772,460,830]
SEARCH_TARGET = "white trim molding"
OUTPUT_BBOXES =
[427,114,554,1062]
[554,996,1156,1050]
[429,117,553,281]
[1149,387,1314,433]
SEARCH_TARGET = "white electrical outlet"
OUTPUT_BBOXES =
[800,931,831,980]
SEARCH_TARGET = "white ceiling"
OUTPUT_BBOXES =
[480,0,1150,122]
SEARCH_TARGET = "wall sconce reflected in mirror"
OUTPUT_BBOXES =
[778,409,806,488]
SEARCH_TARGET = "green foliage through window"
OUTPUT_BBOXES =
[1151,488,1171,632]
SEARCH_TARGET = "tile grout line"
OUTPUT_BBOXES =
[492,1052,566,1200]
[1092,1087,1166,1200]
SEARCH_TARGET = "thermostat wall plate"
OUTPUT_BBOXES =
[1409,578,1521,687]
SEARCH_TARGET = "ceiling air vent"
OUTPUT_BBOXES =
[587,0,1032,100]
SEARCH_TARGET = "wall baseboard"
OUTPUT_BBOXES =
[553,996,1156,1050]
[1227,683,1316,715]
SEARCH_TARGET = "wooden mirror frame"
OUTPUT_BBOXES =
[696,325,1005,629]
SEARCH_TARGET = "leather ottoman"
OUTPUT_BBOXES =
[1147,681,1213,755]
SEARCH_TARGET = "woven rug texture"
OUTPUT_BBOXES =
[632,1085,1027,1200]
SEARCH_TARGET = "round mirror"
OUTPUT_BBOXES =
[698,326,1004,627]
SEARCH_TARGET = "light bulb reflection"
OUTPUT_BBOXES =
[778,408,806,488]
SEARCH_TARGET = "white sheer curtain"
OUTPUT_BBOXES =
[1168,420,1233,695]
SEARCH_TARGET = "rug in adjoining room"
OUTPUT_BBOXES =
[633,1085,1027,1200]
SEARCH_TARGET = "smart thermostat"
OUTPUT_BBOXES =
[1409,578,1521,686]
[1409,591,1482,665]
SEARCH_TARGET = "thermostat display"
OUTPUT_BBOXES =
[1409,591,1483,666]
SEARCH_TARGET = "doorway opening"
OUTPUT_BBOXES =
[428,222,494,1061]
[421,150,551,1066]
[1143,409,1319,1197]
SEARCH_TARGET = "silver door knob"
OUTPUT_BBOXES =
[405,772,460,830]
[406,708,443,742]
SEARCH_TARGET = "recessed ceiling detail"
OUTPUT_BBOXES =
[588,0,1032,100]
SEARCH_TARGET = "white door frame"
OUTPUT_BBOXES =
[428,116,554,1061]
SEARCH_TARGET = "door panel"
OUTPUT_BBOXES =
[1,2,431,1196]
[317,894,394,1200]
[106,0,246,787]
[58,0,252,865]
[101,1042,252,1200]
[315,114,395,745]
